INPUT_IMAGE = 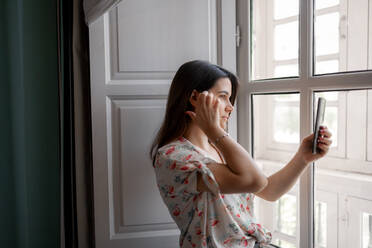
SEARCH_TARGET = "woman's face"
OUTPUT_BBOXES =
[208,77,234,130]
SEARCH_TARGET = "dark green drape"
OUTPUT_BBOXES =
[0,0,60,247]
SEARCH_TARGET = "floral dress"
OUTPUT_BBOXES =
[153,136,272,248]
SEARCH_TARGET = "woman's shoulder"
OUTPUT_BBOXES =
[156,137,201,162]
[157,137,189,153]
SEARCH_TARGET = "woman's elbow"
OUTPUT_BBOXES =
[245,175,268,193]
[256,176,268,192]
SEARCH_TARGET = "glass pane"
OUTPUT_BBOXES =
[314,201,327,248]
[362,213,372,248]
[275,64,298,78]
[315,0,339,10]
[276,194,297,235]
[275,21,299,60]
[314,0,372,74]
[273,105,299,144]
[314,89,372,248]
[274,0,299,20]
[253,93,300,244]
[316,60,339,74]
[314,13,339,56]
[274,239,296,248]
[251,0,299,80]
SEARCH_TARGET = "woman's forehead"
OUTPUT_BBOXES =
[211,78,232,93]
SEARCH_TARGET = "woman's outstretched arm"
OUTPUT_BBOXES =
[254,126,332,202]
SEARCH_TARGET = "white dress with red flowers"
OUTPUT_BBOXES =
[153,137,272,248]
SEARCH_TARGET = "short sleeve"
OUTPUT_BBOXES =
[155,147,220,197]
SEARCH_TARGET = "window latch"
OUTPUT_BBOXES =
[235,25,241,47]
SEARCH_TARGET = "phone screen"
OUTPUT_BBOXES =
[312,97,326,154]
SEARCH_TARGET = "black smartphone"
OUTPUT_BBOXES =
[312,97,326,154]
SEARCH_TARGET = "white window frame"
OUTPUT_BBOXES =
[236,1,372,248]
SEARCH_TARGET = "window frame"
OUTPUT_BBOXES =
[236,0,372,248]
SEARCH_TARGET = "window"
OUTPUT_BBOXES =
[253,93,300,247]
[239,0,372,247]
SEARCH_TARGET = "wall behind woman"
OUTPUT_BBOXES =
[0,0,60,247]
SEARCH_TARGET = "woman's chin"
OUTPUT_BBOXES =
[220,121,227,130]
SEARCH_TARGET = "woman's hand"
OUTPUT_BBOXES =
[185,90,223,135]
[296,125,333,165]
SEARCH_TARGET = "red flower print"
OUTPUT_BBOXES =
[197,162,202,169]
[246,206,250,211]
[183,178,189,184]
[185,154,192,160]
[192,243,196,247]
[240,204,244,210]
[223,238,232,245]
[241,239,248,247]
[196,229,202,235]
[172,206,181,216]
[247,223,256,234]
[168,186,174,194]
[180,166,190,170]
[178,137,185,142]
[170,162,177,170]
[221,194,225,199]
[165,146,175,155]
[246,196,250,201]
[211,220,219,226]
[236,214,240,218]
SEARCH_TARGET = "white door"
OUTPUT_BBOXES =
[88,1,237,247]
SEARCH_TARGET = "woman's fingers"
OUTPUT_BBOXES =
[206,92,213,107]
[317,143,330,153]
[319,126,332,138]
[317,137,332,146]
[198,91,208,107]
[185,111,196,120]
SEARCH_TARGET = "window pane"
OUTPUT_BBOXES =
[315,60,339,74]
[274,239,296,248]
[276,194,297,236]
[314,0,372,74]
[314,13,339,56]
[315,0,339,10]
[253,93,300,244]
[362,213,372,248]
[251,0,299,80]
[275,64,298,78]
[314,201,327,248]
[274,0,298,20]
[275,21,299,60]
[314,90,372,248]
[273,105,299,144]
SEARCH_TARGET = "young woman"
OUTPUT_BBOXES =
[150,60,332,248]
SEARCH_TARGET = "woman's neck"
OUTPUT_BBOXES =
[183,123,212,152]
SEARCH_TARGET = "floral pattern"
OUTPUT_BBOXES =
[153,136,272,248]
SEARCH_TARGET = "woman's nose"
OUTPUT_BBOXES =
[226,102,234,112]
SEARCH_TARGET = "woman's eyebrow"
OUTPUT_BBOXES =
[217,90,231,95]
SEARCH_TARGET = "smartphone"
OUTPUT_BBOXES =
[312,97,326,154]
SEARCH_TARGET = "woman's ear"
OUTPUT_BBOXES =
[189,90,199,106]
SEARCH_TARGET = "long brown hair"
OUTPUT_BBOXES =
[149,60,239,165]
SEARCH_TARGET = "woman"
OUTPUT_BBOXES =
[150,60,332,248]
